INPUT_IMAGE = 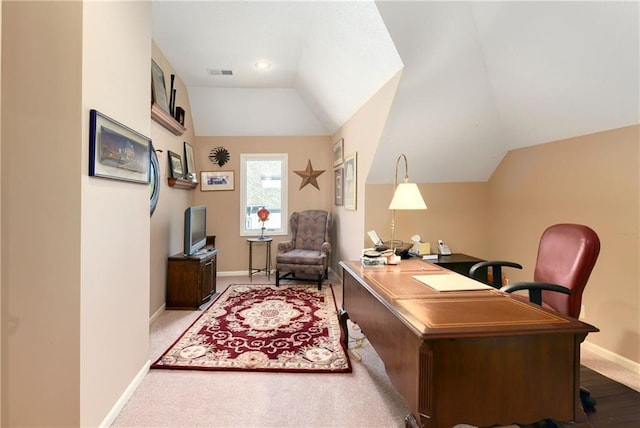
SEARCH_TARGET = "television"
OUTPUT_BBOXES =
[184,205,207,256]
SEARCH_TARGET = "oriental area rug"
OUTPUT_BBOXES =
[151,284,351,373]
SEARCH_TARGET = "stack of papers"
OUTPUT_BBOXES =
[412,274,494,291]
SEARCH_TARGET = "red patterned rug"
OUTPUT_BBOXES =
[151,284,351,373]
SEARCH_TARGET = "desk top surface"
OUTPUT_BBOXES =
[340,259,597,339]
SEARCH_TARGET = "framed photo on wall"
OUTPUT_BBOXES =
[151,60,170,113]
[343,152,357,210]
[183,141,197,181]
[334,167,343,206]
[333,138,344,167]
[89,109,151,184]
[168,150,184,178]
[201,171,234,191]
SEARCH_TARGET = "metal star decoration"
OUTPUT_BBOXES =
[294,159,325,190]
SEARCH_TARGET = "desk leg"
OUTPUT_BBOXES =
[338,309,349,349]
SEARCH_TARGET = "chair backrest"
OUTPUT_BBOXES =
[290,210,331,251]
[534,224,600,318]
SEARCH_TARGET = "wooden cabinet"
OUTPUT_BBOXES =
[167,247,217,309]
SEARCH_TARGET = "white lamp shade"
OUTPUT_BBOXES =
[388,182,427,210]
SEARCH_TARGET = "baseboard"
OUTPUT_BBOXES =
[99,359,150,427]
[149,303,165,325]
[217,270,248,277]
[583,340,640,375]
[218,268,340,279]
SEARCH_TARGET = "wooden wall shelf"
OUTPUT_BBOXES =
[151,103,187,136]
[168,177,197,189]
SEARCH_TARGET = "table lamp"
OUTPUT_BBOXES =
[388,154,427,263]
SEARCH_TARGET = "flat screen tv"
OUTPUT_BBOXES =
[184,205,207,256]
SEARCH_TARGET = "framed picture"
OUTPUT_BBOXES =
[200,171,234,191]
[89,109,151,184]
[151,60,170,113]
[343,152,357,210]
[168,150,184,178]
[333,138,344,167]
[334,167,344,206]
[183,141,197,181]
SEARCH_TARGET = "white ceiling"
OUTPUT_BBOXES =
[152,1,639,184]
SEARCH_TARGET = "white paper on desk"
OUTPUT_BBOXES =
[412,274,495,292]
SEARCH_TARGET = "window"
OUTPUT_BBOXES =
[240,153,288,236]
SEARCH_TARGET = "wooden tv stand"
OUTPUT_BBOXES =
[166,236,217,309]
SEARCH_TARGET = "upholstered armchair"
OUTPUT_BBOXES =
[275,210,332,290]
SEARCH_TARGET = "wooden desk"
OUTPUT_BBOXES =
[339,259,597,428]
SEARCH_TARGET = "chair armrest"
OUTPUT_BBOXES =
[501,281,571,306]
[321,242,331,254]
[469,261,523,288]
[278,240,294,252]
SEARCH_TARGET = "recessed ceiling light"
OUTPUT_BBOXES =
[254,60,271,71]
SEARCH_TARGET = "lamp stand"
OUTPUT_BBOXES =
[390,154,409,260]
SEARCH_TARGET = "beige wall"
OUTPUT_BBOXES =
[149,42,196,318]
[191,136,332,274]
[2,2,83,425]
[363,125,639,366]
[80,2,152,425]
[488,125,639,364]
[365,182,491,258]
[330,71,403,268]
[2,1,153,426]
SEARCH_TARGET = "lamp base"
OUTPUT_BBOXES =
[386,254,401,265]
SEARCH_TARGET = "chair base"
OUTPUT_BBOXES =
[275,269,327,290]
[580,387,596,412]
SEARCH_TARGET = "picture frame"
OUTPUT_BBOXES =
[168,150,184,178]
[89,109,151,184]
[183,141,197,181]
[200,171,234,191]
[151,59,170,113]
[334,167,344,206]
[343,152,357,210]
[333,138,344,167]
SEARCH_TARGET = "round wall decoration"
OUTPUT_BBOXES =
[209,146,230,167]
[150,147,160,216]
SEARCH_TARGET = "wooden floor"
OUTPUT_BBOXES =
[580,365,640,427]
[525,366,640,427]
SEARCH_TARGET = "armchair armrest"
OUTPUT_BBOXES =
[469,261,523,288]
[278,240,295,252]
[321,242,331,254]
[501,281,571,306]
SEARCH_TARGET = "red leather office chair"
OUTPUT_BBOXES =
[470,223,601,411]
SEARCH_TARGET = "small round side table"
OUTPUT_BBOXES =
[247,237,273,281]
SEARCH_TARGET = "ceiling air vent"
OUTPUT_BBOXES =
[207,68,233,76]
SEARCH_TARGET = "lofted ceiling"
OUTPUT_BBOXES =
[152,1,639,184]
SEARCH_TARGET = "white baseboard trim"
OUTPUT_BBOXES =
[218,268,339,279]
[99,359,150,428]
[217,270,249,277]
[149,303,165,325]
[583,340,640,375]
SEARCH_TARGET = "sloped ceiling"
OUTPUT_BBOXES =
[152,1,639,184]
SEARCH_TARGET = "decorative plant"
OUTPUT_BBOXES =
[257,207,270,239]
